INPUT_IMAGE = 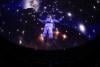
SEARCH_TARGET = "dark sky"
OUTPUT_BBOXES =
[0,0,99,50]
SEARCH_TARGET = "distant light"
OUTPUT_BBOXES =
[25,20,28,23]
[79,33,81,36]
[22,30,25,35]
[8,32,11,35]
[54,1,57,4]
[79,24,86,33]
[16,9,19,12]
[91,16,94,18]
[62,34,67,39]
[97,0,100,4]
[19,39,22,44]
[93,29,95,33]
[0,29,4,32]
[58,11,63,14]
[7,8,10,10]
[16,29,20,32]
[67,12,72,17]
[28,12,32,15]
[55,31,59,36]
[66,30,68,33]
[48,5,51,7]
[44,6,47,9]
[39,34,44,42]
[55,28,60,36]
[79,9,83,12]
[56,8,59,11]
[41,28,44,31]
[88,35,91,39]
[93,6,96,9]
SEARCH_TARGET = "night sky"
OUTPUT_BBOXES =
[0,0,99,50]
